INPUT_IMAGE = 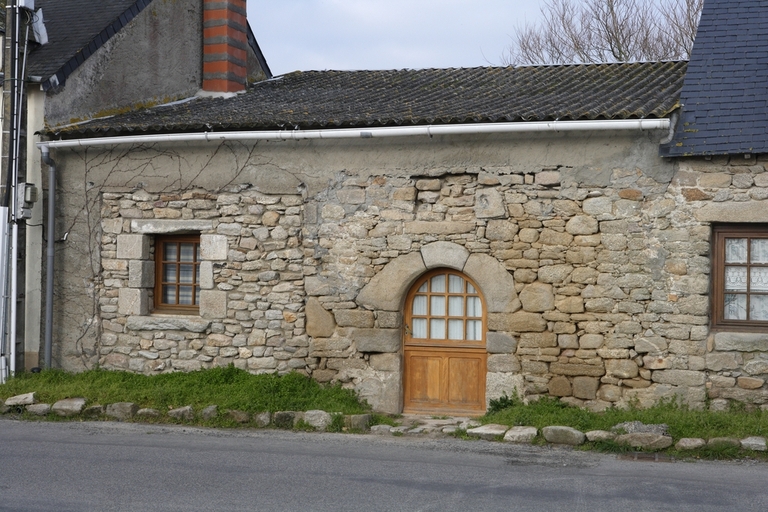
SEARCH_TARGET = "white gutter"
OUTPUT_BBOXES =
[37,119,670,150]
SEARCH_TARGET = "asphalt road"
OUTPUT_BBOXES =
[1,418,767,511]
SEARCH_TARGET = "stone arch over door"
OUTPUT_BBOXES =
[356,241,521,413]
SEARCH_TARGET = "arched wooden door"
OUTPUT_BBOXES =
[403,269,486,415]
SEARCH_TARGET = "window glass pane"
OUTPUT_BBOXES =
[725,266,748,292]
[162,285,176,304]
[164,243,177,261]
[448,296,463,317]
[752,239,768,263]
[180,243,195,262]
[466,296,482,317]
[418,282,427,292]
[750,295,768,321]
[448,319,463,340]
[195,287,200,306]
[412,319,427,338]
[751,267,768,292]
[466,320,482,341]
[412,295,427,315]
[724,294,747,320]
[725,238,747,263]
[448,274,464,293]
[431,274,445,293]
[430,319,445,339]
[163,264,177,283]
[179,264,194,284]
[431,296,445,316]
[467,282,476,294]
[178,286,193,305]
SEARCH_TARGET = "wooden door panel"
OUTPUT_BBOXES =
[446,355,484,405]
[405,353,442,404]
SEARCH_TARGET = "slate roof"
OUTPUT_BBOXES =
[28,0,150,91]
[52,61,687,137]
[660,0,768,156]
[28,0,271,91]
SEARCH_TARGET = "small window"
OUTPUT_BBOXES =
[154,235,201,313]
[712,225,768,330]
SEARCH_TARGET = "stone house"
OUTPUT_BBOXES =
[34,0,768,415]
[9,0,270,370]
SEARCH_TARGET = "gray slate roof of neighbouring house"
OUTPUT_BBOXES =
[51,61,687,137]
[28,0,271,92]
[660,0,768,156]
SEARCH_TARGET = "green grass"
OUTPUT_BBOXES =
[0,366,370,415]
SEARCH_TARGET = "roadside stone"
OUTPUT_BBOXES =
[503,426,538,443]
[371,424,393,435]
[611,421,669,435]
[390,426,410,434]
[83,405,105,417]
[168,406,195,421]
[136,408,160,418]
[675,438,706,450]
[201,405,218,420]
[616,433,673,450]
[106,402,138,420]
[4,392,35,406]
[542,426,586,445]
[0,404,9,414]
[740,436,767,451]
[26,403,51,416]
[273,411,296,429]
[225,409,250,423]
[52,398,87,417]
[253,411,271,427]
[708,437,740,448]
[467,424,508,440]
[345,414,372,431]
[304,410,333,431]
[585,430,616,442]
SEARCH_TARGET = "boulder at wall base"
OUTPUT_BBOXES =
[467,424,509,441]
[168,406,194,421]
[105,402,138,420]
[615,433,673,450]
[4,392,36,406]
[542,426,586,445]
[52,398,87,417]
[503,426,538,443]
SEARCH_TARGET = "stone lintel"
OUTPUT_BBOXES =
[694,202,768,223]
[130,219,215,234]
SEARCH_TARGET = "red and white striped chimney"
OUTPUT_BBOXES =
[203,0,248,93]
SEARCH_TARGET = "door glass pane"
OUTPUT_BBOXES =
[751,267,768,292]
[725,266,747,291]
[431,296,445,316]
[430,319,445,339]
[180,243,195,262]
[163,264,177,282]
[412,318,427,338]
[466,320,482,340]
[750,295,768,321]
[448,274,464,293]
[724,294,747,320]
[448,296,463,317]
[725,238,747,263]
[448,319,463,340]
[162,285,176,304]
[431,274,445,293]
[178,286,193,305]
[466,296,482,317]
[412,295,427,315]
[164,243,177,261]
[752,239,768,263]
[179,264,194,284]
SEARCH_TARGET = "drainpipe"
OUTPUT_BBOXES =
[38,119,671,151]
[40,147,55,369]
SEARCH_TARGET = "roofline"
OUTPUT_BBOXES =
[38,119,670,151]
[41,0,154,91]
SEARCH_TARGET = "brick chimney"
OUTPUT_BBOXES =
[203,0,248,93]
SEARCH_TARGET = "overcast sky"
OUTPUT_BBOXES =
[248,1,545,76]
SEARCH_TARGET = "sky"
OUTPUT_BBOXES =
[248,1,546,76]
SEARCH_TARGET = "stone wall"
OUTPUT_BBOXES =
[49,134,768,413]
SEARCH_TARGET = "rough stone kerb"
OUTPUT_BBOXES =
[356,241,518,314]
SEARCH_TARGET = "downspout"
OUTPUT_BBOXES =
[40,147,54,370]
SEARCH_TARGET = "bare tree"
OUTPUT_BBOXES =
[502,0,703,65]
